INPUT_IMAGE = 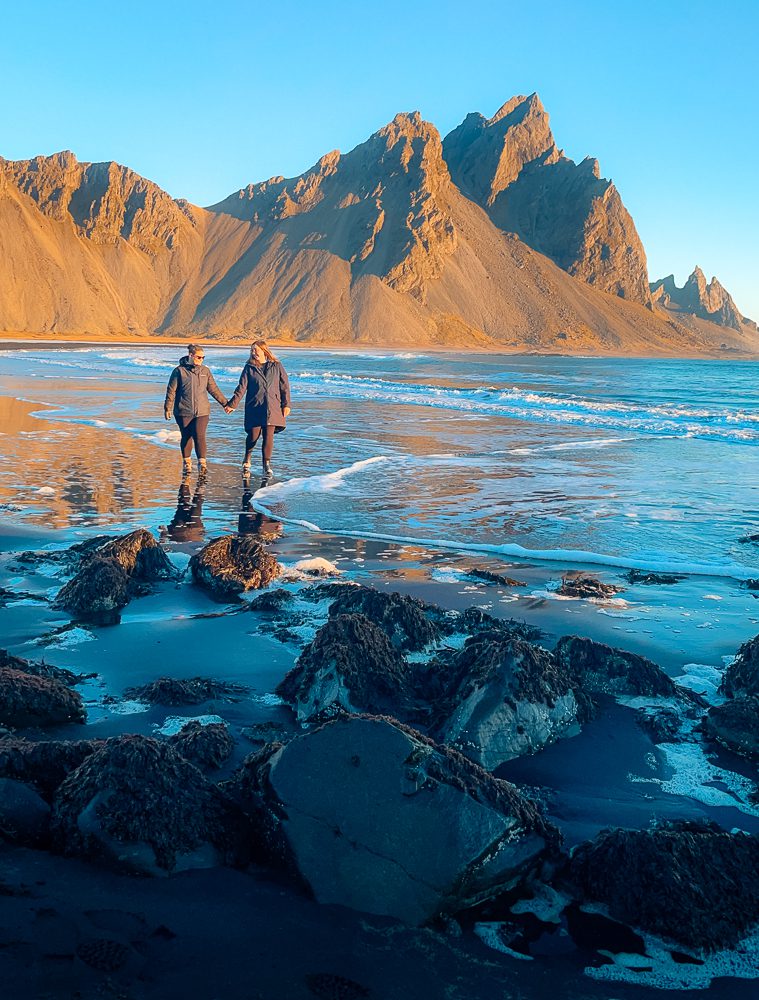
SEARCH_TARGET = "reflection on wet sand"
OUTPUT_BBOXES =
[239,485,283,541]
[164,480,206,544]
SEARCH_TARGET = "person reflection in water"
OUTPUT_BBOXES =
[165,479,206,544]
[239,486,283,541]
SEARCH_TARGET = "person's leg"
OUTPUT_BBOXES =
[261,425,275,475]
[178,419,193,472]
[243,427,261,469]
[194,416,209,469]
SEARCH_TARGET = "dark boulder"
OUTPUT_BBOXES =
[567,821,759,951]
[466,568,527,587]
[557,573,624,599]
[276,613,413,722]
[190,535,281,600]
[0,737,103,799]
[0,668,86,728]
[555,636,678,698]
[247,588,295,615]
[721,635,759,698]
[0,777,51,845]
[123,676,248,706]
[54,556,129,624]
[704,696,759,758]
[239,715,559,924]
[54,529,177,623]
[624,569,685,585]
[51,734,244,874]
[433,636,590,768]
[444,607,542,642]
[327,585,440,651]
[168,721,235,769]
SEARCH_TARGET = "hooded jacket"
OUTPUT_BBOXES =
[164,356,227,420]
[228,359,291,431]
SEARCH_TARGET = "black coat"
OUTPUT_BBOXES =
[164,356,227,419]
[228,360,291,431]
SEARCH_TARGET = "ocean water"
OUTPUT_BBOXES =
[1,345,757,582]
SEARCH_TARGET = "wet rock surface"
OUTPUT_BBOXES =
[168,721,235,770]
[0,668,86,728]
[624,569,685,586]
[123,676,248,706]
[466,568,527,587]
[55,556,130,624]
[433,636,589,768]
[554,635,678,698]
[0,648,84,687]
[556,573,624,599]
[567,821,759,951]
[51,735,244,874]
[257,715,559,924]
[327,585,441,651]
[276,613,413,722]
[721,634,759,698]
[704,696,759,758]
[190,534,281,600]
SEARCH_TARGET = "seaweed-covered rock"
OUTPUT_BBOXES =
[567,821,759,951]
[51,734,244,874]
[247,588,295,615]
[327,585,440,651]
[168,721,235,769]
[721,635,759,698]
[555,636,677,698]
[434,637,589,768]
[445,607,542,643]
[0,737,103,799]
[95,528,177,581]
[704,696,759,758]
[54,529,177,623]
[624,569,685,586]
[0,649,83,686]
[249,715,559,924]
[54,556,129,624]
[557,574,624,599]
[123,676,248,706]
[0,777,51,844]
[276,614,412,722]
[190,535,281,600]
[0,669,86,728]
[466,568,527,587]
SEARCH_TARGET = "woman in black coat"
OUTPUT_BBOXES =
[164,344,229,475]
[226,340,291,481]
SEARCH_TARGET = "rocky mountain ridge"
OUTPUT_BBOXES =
[0,98,755,354]
[651,267,753,331]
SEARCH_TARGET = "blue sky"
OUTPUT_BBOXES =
[1,0,757,318]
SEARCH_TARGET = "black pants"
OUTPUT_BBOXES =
[245,425,275,465]
[177,415,209,459]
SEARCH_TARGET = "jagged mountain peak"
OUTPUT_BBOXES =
[651,268,750,330]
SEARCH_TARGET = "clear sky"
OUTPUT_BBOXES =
[1,0,757,318]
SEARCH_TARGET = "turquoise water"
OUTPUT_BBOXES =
[1,346,758,581]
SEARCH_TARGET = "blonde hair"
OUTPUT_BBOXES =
[250,339,279,364]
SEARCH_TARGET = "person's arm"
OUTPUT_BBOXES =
[164,368,179,419]
[206,370,228,407]
[280,365,291,416]
[226,368,248,411]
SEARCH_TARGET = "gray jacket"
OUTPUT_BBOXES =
[228,360,291,431]
[164,356,227,420]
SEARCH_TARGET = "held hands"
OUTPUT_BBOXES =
[224,403,234,414]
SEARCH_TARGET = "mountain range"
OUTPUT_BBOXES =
[0,94,754,354]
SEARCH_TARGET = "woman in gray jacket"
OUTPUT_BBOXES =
[164,344,229,475]
[226,340,291,481]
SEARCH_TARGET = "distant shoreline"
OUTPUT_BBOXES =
[0,332,756,361]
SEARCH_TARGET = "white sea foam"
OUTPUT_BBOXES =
[473,923,533,960]
[154,714,225,736]
[108,699,151,716]
[676,663,725,704]
[586,925,759,991]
